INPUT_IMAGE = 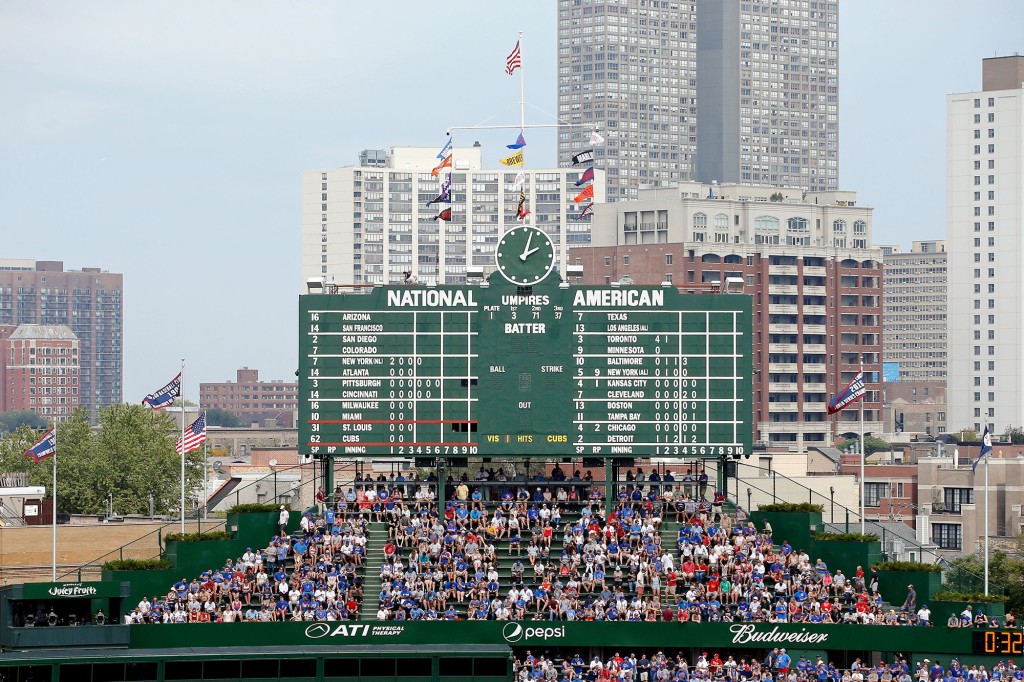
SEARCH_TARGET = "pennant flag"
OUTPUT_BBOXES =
[176,413,207,456]
[590,130,605,145]
[426,189,451,206]
[571,149,594,165]
[972,427,993,472]
[24,428,56,463]
[572,202,594,221]
[516,190,531,221]
[433,208,452,221]
[506,40,521,75]
[143,373,181,410]
[436,137,453,159]
[573,185,594,203]
[431,154,452,177]
[500,150,524,167]
[575,167,595,187]
[827,371,866,415]
[513,172,526,190]
[507,132,527,150]
[441,174,452,194]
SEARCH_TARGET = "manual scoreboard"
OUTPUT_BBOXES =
[299,274,752,460]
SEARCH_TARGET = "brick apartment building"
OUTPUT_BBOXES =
[200,368,298,428]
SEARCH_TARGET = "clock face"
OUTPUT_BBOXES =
[495,225,556,286]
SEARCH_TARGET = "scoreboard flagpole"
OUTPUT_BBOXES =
[860,356,865,535]
[180,358,186,536]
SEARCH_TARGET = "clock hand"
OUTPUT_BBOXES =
[519,232,535,261]
[522,246,541,258]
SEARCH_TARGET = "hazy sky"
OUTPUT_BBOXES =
[2,1,1022,403]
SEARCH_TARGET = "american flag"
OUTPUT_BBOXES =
[176,413,207,456]
[506,41,521,75]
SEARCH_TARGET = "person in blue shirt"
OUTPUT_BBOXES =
[776,650,792,675]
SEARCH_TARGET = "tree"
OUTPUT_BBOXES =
[0,405,205,516]
[1003,426,1024,445]
[951,428,979,443]
[205,408,241,428]
[836,435,891,456]
[946,551,1024,616]
[0,410,49,436]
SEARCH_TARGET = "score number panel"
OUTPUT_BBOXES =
[299,280,751,458]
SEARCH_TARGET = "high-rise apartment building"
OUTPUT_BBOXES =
[556,0,698,202]
[947,57,1024,435]
[302,147,604,286]
[0,325,80,422]
[556,0,839,202]
[580,181,880,450]
[882,241,947,382]
[200,368,298,428]
[0,260,122,421]
[696,1,840,192]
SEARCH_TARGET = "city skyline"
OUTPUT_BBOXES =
[2,1,1023,404]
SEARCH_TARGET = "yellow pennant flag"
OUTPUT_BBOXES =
[499,150,524,167]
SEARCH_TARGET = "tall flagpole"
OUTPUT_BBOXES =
[202,434,208,521]
[52,420,57,581]
[860,356,865,535]
[984,448,990,595]
[518,31,525,135]
[180,358,186,535]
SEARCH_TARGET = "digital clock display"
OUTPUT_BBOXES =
[973,630,1024,655]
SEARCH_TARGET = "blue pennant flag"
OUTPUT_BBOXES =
[437,137,453,159]
[575,167,595,186]
[507,132,526,150]
[143,373,181,410]
[24,428,56,463]
[972,427,993,472]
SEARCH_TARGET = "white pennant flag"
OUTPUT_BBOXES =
[590,130,605,145]
[513,172,526,190]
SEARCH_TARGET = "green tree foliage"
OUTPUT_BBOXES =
[951,428,979,443]
[0,410,49,435]
[0,405,205,516]
[1003,426,1024,445]
[205,408,241,428]
[835,435,892,456]
[945,551,1024,616]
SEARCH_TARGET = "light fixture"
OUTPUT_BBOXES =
[306,277,324,294]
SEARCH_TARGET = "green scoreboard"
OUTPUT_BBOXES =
[299,273,752,461]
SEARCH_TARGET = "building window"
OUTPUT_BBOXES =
[864,482,887,508]
[623,255,630,266]
[604,257,611,267]
[943,488,973,513]
[933,524,962,550]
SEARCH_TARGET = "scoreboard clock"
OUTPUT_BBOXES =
[495,226,556,286]
[973,630,1024,655]
[299,269,752,459]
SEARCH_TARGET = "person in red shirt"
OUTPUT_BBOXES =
[710,654,723,674]
[681,559,696,581]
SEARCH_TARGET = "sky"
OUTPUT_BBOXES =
[1,1,1023,404]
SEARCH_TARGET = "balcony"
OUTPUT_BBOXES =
[769,284,799,295]
[768,402,800,413]
[768,363,799,373]
[803,343,827,354]
[769,265,799,276]
[803,382,827,392]
[768,324,799,333]
[803,363,827,373]
[803,285,827,296]
[768,304,798,315]
[768,343,799,354]
[803,266,827,276]
[769,382,799,392]
[802,324,826,334]
[803,305,827,315]
[803,402,827,412]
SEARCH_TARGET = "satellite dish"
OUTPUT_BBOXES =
[268,459,278,467]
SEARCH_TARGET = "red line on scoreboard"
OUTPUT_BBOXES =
[310,442,480,447]
[310,420,478,425]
